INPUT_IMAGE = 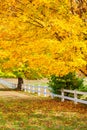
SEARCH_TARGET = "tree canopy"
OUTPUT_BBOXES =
[0,0,87,78]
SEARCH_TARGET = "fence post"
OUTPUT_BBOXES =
[44,86,47,97]
[38,85,41,96]
[32,85,35,93]
[51,93,54,99]
[61,89,64,102]
[24,85,27,92]
[16,83,17,89]
[74,90,77,104]
[28,85,31,93]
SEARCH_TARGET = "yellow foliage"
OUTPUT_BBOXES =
[0,0,87,77]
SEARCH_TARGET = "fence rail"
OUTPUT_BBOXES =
[22,84,87,105]
[0,78,17,89]
[0,78,87,105]
[22,84,50,97]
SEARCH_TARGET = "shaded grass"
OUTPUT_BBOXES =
[0,97,87,130]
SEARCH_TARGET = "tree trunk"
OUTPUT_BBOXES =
[17,77,23,90]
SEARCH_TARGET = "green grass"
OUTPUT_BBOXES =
[0,97,87,130]
[24,79,48,86]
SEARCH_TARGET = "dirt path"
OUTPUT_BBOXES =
[0,84,38,99]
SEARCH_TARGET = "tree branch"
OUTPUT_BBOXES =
[79,69,87,76]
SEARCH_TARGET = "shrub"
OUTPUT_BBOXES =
[48,72,87,94]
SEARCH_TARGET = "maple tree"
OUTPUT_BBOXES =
[0,0,87,89]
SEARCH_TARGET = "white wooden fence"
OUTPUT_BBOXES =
[0,78,17,89]
[22,84,49,97]
[22,84,87,105]
[0,78,87,105]
[52,89,87,105]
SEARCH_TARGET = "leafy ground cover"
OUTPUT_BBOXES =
[0,95,87,130]
[0,82,87,130]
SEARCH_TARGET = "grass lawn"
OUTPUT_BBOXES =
[0,96,87,130]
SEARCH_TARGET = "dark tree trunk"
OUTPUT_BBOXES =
[17,77,23,90]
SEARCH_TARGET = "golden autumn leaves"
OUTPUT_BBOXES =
[0,0,87,77]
